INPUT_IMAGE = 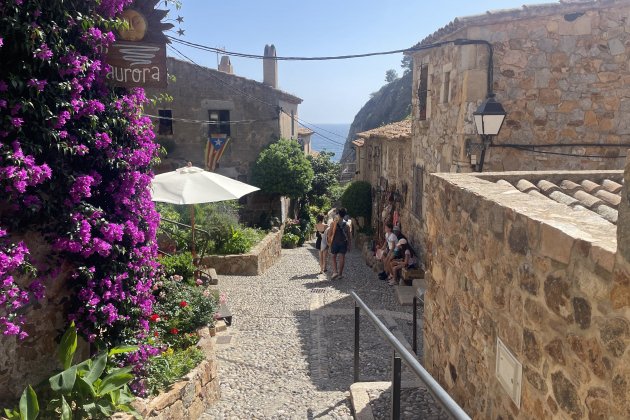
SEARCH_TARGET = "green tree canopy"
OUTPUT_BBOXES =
[340,181,372,223]
[385,69,399,83]
[307,151,340,199]
[252,139,314,199]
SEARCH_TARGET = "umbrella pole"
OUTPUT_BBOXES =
[190,205,197,262]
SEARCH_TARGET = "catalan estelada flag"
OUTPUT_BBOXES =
[205,134,230,171]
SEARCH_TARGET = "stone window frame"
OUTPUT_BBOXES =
[441,63,453,104]
[208,109,231,137]
[158,109,173,136]
[412,164,424,218]
[417,63,429,121]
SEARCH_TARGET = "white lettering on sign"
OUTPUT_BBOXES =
[107,66,161,84]
[118,44,161,66]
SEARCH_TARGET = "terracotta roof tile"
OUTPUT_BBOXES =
[352,139,365,147]
[356,120,412,141]
[298,126,314,136]
[496,174,624,225]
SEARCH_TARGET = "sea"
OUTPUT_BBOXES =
[309,123,350,162]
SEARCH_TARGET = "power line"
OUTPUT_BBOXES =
[167,44,348,148]
[143,114,276,125]
[168,36,451,61]
[500,145,627,159]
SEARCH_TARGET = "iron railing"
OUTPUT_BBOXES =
[350,291,470,420]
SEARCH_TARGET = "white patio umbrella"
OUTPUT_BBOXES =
[151,164,260,257]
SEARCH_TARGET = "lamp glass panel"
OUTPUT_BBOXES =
[482,114,506,136]
[474,114,484,134]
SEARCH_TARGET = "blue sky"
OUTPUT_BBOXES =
[171,0,558,124]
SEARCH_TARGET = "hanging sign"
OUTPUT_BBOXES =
[105,1,173,89]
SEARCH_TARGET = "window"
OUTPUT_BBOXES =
[418,65,428,120]
[158,109,173,135]
[412,165,424,218]
[442,71,451,104]
[291,110,295,138]
[208,110,231,137]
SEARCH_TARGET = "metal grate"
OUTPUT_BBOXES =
[311,288,327,294]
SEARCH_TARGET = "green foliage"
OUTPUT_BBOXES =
[329,183,349,206]
[281,233,300,248]
[146,346,205,396]
[3,323,139,419]
[158,252,195,280]
[252,139,314,199]
[340,181,372,223]
[152,277,218,347]
[385,69,399,83]
[401,54,413,75]
[219,227,265,255]
[307,151,340,200]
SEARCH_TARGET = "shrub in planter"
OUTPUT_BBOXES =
[145,346,205,396]
[281,233,300,249]
[158,252,195,281]
[341,181,372,225]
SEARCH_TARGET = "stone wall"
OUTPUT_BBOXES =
[410,1,630,176]
[201,227,283,276]
[0,232,88,403]
[424,171,629,419]
[114,327,220,420]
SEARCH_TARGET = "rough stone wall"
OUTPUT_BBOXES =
[411,2,630,176]
[113,327,220,420]
[0,233,88,403]
[201,227,283,276]
[146,58,300,182]
[424,171,629,419]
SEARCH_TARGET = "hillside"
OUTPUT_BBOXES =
[340,71,412,163]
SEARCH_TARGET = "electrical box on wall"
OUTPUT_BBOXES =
[496,337,523,408]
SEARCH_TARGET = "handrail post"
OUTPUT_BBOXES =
[412,295,417,354]
[391,352,402,420]
[354,303,360,382]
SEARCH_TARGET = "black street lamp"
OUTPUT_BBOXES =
[472,94,507,172]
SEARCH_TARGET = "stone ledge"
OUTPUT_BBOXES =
[201,228,283,276]
[113,328,220,420]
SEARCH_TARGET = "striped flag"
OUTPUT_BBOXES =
[205,134,230,171]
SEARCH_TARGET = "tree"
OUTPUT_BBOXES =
[340,181,372,226]
[308,151,340,199]
[385,69,399,83]
[401,55,413,75]
[252,139,314,199]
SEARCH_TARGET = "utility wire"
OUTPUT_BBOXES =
[499,144,627,159]
[143,114,277,125]
[167,44,348,149]
[168,36,451,61]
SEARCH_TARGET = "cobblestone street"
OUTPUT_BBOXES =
[202,241,434,419]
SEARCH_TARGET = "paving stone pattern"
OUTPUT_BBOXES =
[366,388,449,420]
[202,242,433,419]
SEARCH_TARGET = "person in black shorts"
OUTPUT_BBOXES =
[314,213,328,274]
[329,208,352,279]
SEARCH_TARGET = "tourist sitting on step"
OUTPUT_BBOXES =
[388,239,417,286]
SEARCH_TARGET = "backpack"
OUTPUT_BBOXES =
[327,220,347,246]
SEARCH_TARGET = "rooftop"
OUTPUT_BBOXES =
[298,126,314,136]
[432,169,623,255]
[167,57,302,104]
[409,0,630,50]
[356,119,412,142]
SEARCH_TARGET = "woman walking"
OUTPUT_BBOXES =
[315,214,328,274]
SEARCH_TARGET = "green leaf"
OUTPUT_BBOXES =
[74,377,96,399]
[58,322,77,370]
[108,345,138,357]
[98,367,134,395]
[84,352,107,385]
[4,408,20,420]
[18,385,39,420]
[60,397,71,420]
[49,366,77,394]
[81,402,98,417]
[96,399,114,417]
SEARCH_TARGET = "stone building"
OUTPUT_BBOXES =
[145,46,302,223]
[298,126,314,156]
[352,120,422,244]
[402,0,630,252]
[423,160,629,418]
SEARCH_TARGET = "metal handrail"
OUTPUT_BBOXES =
[350,291,470,420]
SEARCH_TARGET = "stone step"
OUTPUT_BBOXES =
[198,267,219,285]
[395,285,416,306]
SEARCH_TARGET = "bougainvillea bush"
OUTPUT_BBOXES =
[0,0,163,394]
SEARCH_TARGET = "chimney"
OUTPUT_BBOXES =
[263,44,278,89]
[218,56,233,74]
